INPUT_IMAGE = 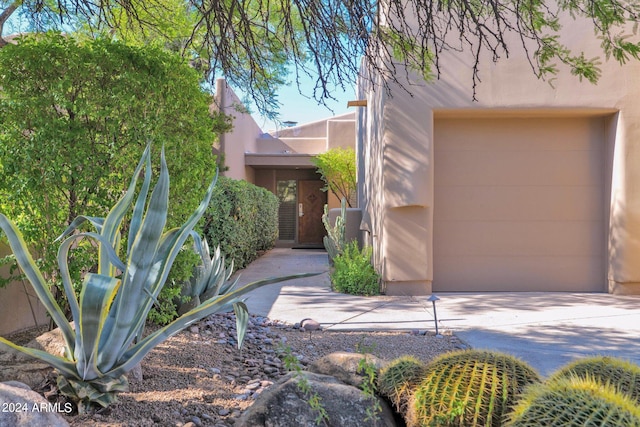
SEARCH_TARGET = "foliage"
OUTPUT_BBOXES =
[506,376,640,426]
[0,147,318,412]
[279,344,330,425]
[357,354,382,422]
[312,148,357,207]
[409,350,540,427]
[377,355,426,419]
[4,0,640,113]
[548,356,640,405]
[177,237,235,316]
[202,176,278,270]
[147,245,201,325]
[322,198,348,264]
[330,241,380,296]
[0,32,230,292]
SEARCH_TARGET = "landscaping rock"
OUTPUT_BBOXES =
[235,371,395,427]
[308,351,386,388]
[0,326,67,389]
[25,327,69,358]
[0,381,69,427]
[0,350,51,389]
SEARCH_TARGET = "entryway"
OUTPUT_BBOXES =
[275,176,327,247]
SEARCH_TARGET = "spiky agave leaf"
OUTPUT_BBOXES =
[57,231,126,336]
[97,148,171,370]
[102,166,220,370]
[104,272,321,379]
[0,214,75,355]
[75,273,121,381]
[57,374,128,414]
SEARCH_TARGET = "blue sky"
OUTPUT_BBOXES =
[250,74,356,132]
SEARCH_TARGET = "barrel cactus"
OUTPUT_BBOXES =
[408,350,540,427]
[506,376,640,426]
[377,356,426,418]
[548,356,640,404]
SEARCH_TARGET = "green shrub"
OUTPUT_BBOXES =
[202,177,278,269]
[506,376,640,426]
[409,350,540,427]
[0,32,230,294]
[330,241,380,296]
[147,244,201,325]
[548,356,640,404]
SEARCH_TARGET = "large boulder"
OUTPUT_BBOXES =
[236,371,396,427]
[0,327,68,388]
[0,350,51,390]
[26,327,69,358]
[308,352,386,388]
[0,381,70,427]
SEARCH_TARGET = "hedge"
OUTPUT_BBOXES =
[202,176,279,270]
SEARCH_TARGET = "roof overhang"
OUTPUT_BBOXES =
[245,153,316,168]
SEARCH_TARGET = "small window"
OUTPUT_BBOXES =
[276,180,297,241]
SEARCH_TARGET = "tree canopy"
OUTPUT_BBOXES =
[312,147,357,208]
[2,0,640,115]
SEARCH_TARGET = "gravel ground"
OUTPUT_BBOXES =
[12,312,466,427]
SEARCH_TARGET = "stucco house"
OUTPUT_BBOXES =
[214,79,356,248]
[355,14,640,296]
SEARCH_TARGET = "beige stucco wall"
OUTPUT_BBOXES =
[214,79,263,181]
[358,14,640,295]
[0,243,48,335]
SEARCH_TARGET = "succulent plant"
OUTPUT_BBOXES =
[322,197,347,263]
[506,375,640,426]
[548,356,640,404]
[377,355,426,419]
[0,146,320,412]
[408,350,540,427]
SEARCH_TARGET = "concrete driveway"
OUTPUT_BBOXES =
[240,248,640,376]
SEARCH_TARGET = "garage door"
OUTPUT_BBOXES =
[433,115,606,292]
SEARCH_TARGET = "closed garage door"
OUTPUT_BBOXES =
[433,115,606,292]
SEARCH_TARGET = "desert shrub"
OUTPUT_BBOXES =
[506,376,640,426]
[548,355,640,404]
[330,241,380,296]
[202,177,278,269]
[409,350,540,427]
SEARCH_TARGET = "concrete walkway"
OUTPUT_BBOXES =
[239,248,640,376]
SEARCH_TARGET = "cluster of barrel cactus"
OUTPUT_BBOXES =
[376,351,640,427]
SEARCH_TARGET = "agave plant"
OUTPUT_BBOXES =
[0,146,318,412]
[177,237,235,315]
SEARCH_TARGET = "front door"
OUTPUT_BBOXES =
[298,180,327,245]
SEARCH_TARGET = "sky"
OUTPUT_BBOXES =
[249,74,356,133]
